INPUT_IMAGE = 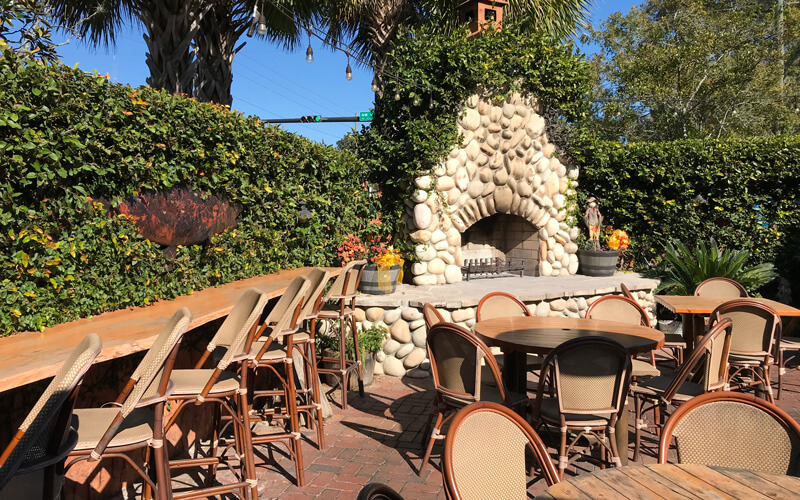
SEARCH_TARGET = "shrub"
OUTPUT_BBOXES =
[0,49,374,335]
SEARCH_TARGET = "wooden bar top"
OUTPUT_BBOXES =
[0,267,340,392]
[656,295,800,316]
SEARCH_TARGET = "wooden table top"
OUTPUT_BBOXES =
[655,296,800,316]
[0,266,340,393]
[473,316,664,356]
[537,463,800,499]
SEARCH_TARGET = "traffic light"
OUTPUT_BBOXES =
[300,115,321,123]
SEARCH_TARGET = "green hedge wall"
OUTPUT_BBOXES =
[0,51,372,335]
[572,137,800,283]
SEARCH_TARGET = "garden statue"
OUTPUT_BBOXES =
[584,197,604,250]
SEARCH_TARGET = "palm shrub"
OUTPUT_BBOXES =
[649,238,776,295]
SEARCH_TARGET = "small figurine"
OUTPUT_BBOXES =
[584,196,604,251]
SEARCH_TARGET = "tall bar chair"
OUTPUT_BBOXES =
[317,259,368,409]
[0,334,101,500]
[164,288,270,499]
[248,276,311,486]
[292,268,333,450]
[64,308,192,500]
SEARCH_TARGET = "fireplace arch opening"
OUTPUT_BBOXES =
[461,213,539,276]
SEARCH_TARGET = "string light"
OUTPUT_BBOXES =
[394,90,401,101]
[246,4,258,38]
[412,94,420,106]
[305,29,314,64]
[256,5,268,36]
[346,55,353,81]
[371,75,381,92]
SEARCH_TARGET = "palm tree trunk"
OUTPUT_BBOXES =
[137,0,204,95]
[193,0,248,106]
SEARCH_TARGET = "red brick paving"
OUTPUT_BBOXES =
[250,365,800,499]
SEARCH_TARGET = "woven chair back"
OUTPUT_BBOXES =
[476,292,531,322]
[325,260,367,300]
[0,334,102,490]
[586,295,650,327]
[427,323,504,403]
[694,277,748,298]
[124,307,192,416]
[298,268,331,322]
[443,402,559,499]
[659,392,800,476]
[662,318,733,401]
[710,300,781,358]
[422,304,445,330]
[544,337,631,415]
[261,276,311,340]
[207,288,271,370]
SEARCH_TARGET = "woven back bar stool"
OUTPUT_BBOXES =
[317,259,367,410]
[0,334,102,500]
[65,307,192,500]
[165,288,270,499]
[247,276,312,487]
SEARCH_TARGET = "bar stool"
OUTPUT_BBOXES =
[317,259,367,409]
[248,276,311,486]
[165,288,270,499]
[292,268,333,449]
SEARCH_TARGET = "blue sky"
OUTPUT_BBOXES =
[53,1,638,145]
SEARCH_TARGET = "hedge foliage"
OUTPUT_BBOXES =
[572,136,800,284]
[0,49,373,335]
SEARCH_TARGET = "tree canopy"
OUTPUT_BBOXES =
[586,0,800,142]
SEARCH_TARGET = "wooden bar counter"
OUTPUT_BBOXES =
[0,266,339,393]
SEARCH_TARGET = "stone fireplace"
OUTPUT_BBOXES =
[461,214,539,275]
[407,93,581,285]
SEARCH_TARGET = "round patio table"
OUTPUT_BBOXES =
[536,463,800,499]
[474,315,664,466]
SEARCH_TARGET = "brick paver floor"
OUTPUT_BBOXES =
[246,362,800,499]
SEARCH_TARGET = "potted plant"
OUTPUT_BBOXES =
[337,233,404,295]
[315,322,388,388]
[578,226,631,277]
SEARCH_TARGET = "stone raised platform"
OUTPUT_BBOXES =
[347,272,660,378]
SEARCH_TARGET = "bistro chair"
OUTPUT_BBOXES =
[658,391,800,476]
[586,294,660,379]
[165,288,270,499]
[292,268,333,449]
[632,318,733,462]
[65,307,192,500]
[709,300,781,403]
[248,275,311,486]
[778,331,800,400]
[694,277,748,298]
[443,402,560,499]
[0,334,102,500]
[476,291,543,374]
[317,259,368,409]
[531,337,632,478]
[422,303,445,330]
[621,283,686,364]
[420,322,528,474]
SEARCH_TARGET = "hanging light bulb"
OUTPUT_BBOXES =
[345,56,353,81]
[429,93,434,109]
[412,94,420,106]
[371,75,380,92]
[394,90,401,101]
[256,12,267,36]
[246,5,258,37]
[305,30,314,63]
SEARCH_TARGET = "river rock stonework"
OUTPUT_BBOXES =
[353,283,658,378]
[407,93,580,285]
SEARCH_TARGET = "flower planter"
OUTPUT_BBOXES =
[359,263,401,295]
[577,249,620,277]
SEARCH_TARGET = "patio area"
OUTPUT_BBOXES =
[246,366,800,499]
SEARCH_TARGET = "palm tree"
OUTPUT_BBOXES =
[321,0,593,76]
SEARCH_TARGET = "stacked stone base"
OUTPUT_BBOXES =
[348,284,658,379]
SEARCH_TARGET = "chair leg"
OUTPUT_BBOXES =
[778,349,784,400]
[351,312,364,397]
[306,342,326,449]
[420,411,444,475]
[285,358,306,487]
[152,401,173,500]
[558,428,568,479]
[607,426,621,467]
[237,368,259,500]
[633,396,643,463]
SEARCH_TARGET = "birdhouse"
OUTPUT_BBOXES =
[457,0,508,37]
